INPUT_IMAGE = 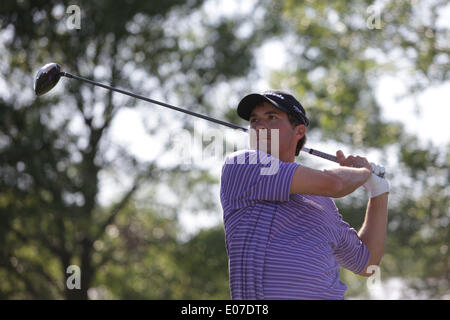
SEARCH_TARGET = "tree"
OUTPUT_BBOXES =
[174,226,230,299]
[0,0,271,299]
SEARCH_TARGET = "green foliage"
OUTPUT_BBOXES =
[174,227,229,299]
[0,0,257,299]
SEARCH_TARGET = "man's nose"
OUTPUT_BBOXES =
[252,119,268,130]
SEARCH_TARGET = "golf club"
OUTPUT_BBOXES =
[34,62,385,177]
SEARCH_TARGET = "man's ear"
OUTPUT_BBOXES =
[295,124,306,140]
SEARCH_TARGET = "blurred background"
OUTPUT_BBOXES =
[0,0,448,299]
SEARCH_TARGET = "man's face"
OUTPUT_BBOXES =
[248,102,305,160]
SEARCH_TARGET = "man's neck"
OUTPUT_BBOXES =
[259,148,295,163]
[279,152,295,163]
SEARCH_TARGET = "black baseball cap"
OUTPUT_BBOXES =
[237,90,310,126]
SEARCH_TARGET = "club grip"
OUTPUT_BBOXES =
[301,147,385,178]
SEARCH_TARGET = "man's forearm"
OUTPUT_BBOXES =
[358,193,389,276]
[323,167,371,198]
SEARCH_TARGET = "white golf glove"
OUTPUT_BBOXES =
[370,162,385,178]
[363,173,390,198]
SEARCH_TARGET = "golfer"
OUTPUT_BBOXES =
[220,90,389,299]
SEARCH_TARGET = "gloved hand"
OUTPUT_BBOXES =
[363,173,390,198]
[370,162,385,178]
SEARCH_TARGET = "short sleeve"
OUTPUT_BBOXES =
[220,150,298,208]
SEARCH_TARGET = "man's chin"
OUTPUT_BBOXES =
[256,142,272,154]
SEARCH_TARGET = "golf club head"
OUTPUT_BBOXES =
[34,63,62,96]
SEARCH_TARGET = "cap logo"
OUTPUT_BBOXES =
[292,105,303,114]
[266,92,284,100]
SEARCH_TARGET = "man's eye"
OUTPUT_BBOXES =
[269,115,276,120]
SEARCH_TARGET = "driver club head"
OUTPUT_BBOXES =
[34,63,62,96]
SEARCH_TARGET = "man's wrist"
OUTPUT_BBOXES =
[363,173,390,198]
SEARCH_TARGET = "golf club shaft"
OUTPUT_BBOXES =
[61,71,383,176]
[62,72,247,132]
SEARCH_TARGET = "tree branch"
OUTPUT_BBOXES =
[94,175,141,242]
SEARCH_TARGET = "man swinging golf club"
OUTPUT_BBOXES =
[220,90,389,299]
[33,64,389,299]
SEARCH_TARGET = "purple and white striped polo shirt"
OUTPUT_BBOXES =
[220,149,370,300]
